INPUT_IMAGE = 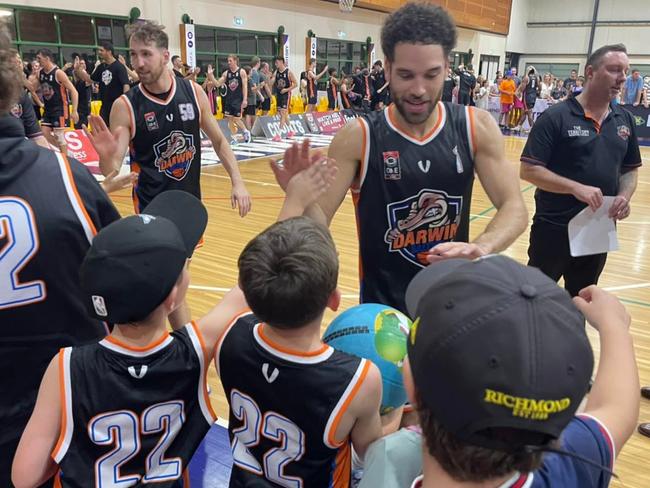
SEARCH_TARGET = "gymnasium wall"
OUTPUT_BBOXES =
[8,0,507,76]
[514,0,650,74]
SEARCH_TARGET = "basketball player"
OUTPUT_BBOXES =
[371,60,389,111]
[213,54,251,142]
[34,48,79,150]
[12,155,338,488]
[72,57,92,128]
[87,21,251,328]
[283,3,528,314]
[270,55,297,141]
[306,58,328,112]
[327,67,340,110]
[90,41,130,124]
[0,21,121,486]
[10,51,48,147]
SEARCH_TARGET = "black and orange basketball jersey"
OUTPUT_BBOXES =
[274,68,290,94]
[307,71,317,99]
[327,77,338,108]
[354,102,476,313]
[226,68,244,103]
[217,312,370,488]
[122,75,203,212]
[0,115,120,482]
[53,323,216,488]
[39,66,67,117]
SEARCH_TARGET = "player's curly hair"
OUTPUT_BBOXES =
[238,217,339,330]
[0,20,22,114]
[381,2,457,61]
[127,21,169,49]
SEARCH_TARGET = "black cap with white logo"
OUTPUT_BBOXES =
[80,191,207,324]
[405,255,594,450]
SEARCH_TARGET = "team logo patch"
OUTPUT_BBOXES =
[10,103,23,119]
[101,69,113,86]
[617,125,631,140]
[153,130,196,181]
[144,112,159,131]
[383,151,401,180]
[41,82,54,101]
[228,78,239,91]
[385,189,463,267]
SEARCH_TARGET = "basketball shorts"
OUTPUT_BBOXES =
[261,97,271,111]
[244,105,257,116]
[224,99,243,117]
[41,111,68,128]
[500,103,512,114]
[308,95,317,105]
[276,93,289,110]
[525,97,536,110]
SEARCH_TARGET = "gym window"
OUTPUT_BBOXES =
[194,25,277,79]
[315,38,368,90]
[3,5,129,65]
[526,63,580,80]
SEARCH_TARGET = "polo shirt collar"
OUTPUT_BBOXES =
[566,95,623,120]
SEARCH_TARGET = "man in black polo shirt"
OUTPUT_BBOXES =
[520,44,642,296]
[91,41,130,123]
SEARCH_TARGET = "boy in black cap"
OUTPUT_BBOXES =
[361,255,639,488]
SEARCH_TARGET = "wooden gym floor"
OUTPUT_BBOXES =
[109,135,650,487]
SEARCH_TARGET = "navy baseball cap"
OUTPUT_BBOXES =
[405,255,594,450]
[80,191,207,324]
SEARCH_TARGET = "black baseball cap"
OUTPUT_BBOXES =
[80,191,207,324]
[405,255,594,450]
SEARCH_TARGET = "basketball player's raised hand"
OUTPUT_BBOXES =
[84,114,121,163]
[271,140,325,191]
[231,182,252,217]
[425,241,489,264]
[278,156,338,220]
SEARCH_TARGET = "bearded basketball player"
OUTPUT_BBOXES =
[282,3,528,314]
[87,21,251,328]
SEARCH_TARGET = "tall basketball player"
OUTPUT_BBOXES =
[258,61,273,115]
[87,21,251,328]
[306,58,328,112]
[213,54,251,142]
[284,3,528,314]
[0,21,120,487]
[270,55,297,141]
[34,48,79,151]
[327,67,340,110]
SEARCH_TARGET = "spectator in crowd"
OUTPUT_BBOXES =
[455,64,476,106]
[540,72,554,100]
[621,69,643,106]
[510,66,521,86]
[510,79,526,131]
[642,75,650,108]
[474,77,489,110]
[442,67,455,102]
[490,72,503,98]
[499,70,516,127]
[571,76,585,96]
[564,69,578,92]
[551,78,567,102]
[90,41,129,124]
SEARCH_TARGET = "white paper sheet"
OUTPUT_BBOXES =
[568,196,619,257]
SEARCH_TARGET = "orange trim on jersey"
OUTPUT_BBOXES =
[327,360,371,447]
[140,73,177,105]
[330,441,352,488]
[104,331,170,352]
[121,96,137,140]
[213,308,252,362]
[190,81,203,127]
[468,106,477,156]
[53,471,63,488]
[61,153,98,236]
[59,116,65,128]
[387,102,443,142]
[52,349,68,459]
[258,323,330,357]
[190,321,218,420]
[59,82,68,118]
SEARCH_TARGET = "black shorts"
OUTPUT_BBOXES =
[308,96,317,105]
[77,111,90,128]
[224,99,243,117]
[41,112,68,128]
[261,97,271,111]
[525,98,536,109]
[276,93,289,110]
[244,105,257,116]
